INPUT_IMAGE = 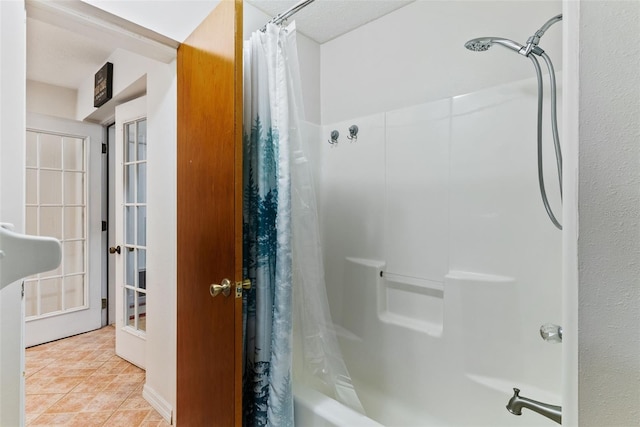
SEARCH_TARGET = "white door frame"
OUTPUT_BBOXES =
[108,123,117,325]
[0,1,178,424]
[0,3,27,425]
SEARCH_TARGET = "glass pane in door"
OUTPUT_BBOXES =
[126,288,135,328]
[24,130,88,319]
[137,293,146,332]
[122,119,148,333]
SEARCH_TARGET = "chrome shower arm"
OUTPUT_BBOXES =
[523,14,562,56]
[536,14,563,37]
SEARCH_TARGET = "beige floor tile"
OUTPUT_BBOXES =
[86,349,116,362]
[25,411,40,425]
[120,395,153,411]
[45,392,96,413]
[121,363,144,375]
[72,359,107,370]
[25,376,54,395]
[113,372,145,384]
[26,344,50,353]
[84,391,129,412]
[30,365,68,378]
[103,409,151,427]
[133,382,145,394]
[143,410,164,422]
[101,379,140,395]
[25,360,51,377]
[67,411,113,426]
[29,412,76,426]
[25,393,65,414]
[70,376,114,394]
[95,360,128,375]
[62,367,98,377]
[40,376,85,394]
[140,421,170,427]
[25,327,160,426]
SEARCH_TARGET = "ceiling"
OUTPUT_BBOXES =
[247,0,415,44]
[27,0,415,91]
[27,17,114,89]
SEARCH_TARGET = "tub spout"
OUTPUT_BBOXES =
[506,388,561,424]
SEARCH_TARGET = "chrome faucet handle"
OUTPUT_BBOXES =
[540,323,563,343]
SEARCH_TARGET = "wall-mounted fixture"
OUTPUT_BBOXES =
[0,223,62,289]
[540,323,562,343]
[506,388,561,424]
[328,130,339,146]
[347,125,358,142]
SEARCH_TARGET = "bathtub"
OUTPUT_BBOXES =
[292,258,561,426]
[293,383,383,427]
[293,377,560,427]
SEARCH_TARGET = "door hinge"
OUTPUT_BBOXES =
[101,298,107,309]
[102,143,107,154]
[101,221,107,232]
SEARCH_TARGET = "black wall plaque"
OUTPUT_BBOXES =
[94,62,113,108]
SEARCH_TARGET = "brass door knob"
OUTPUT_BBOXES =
[109,246,121,254]
[210,278,231,297]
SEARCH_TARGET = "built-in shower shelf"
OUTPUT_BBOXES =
[378,271,444,336]
[445,270,515,283]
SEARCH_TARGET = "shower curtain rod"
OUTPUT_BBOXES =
[261,0,316,31]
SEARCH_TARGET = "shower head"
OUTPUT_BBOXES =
[464,37,526,55]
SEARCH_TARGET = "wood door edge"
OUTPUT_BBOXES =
[234,1,244,424]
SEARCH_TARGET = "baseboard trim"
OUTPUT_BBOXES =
[143,384,173,424]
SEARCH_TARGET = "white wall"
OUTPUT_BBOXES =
[0,1,26,425]
[143,57,177,422]
[77,48,162,121]
[82,0,220,43]
[76,47,177,422]
[321,1,562,124]
[26,80,77,120]
[577,1,640,425]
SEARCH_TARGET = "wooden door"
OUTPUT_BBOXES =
[176,0,243,425]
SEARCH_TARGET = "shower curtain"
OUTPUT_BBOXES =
[243,22,363,427]
[243,22,293,427]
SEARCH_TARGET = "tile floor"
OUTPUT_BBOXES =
[25,326,170,426]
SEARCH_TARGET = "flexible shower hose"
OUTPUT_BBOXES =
[529,54,563,230]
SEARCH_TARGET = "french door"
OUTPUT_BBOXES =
[113,96,147,369]
[24,113,103,347]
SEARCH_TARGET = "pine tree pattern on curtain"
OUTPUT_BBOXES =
[242,24,293,427]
